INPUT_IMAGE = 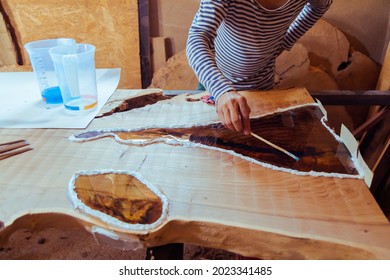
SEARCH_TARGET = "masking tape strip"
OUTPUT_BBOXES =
[340,124,373,187]
[340,124,358,158]
[358,150,374,188]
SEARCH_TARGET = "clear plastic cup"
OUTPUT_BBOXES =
[49,44,98,111]
[24,38,76,104]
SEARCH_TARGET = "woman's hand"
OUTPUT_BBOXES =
[216,91,251,135]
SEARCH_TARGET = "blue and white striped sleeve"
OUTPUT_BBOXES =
[282,0,333,51]
[186,0,235,101]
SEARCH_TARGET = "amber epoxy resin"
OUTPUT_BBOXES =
[71,105,362,178]
[68,170,169,231]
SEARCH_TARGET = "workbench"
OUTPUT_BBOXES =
[1,87,390,260]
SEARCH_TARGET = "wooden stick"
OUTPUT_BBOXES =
[372,138,390,173]
[250,132,299,161]
[0,141,29,154]
[0,147,33,161]
[353,107,387,139]
[0,139,26,146]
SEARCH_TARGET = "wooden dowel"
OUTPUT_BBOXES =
[353,107,387,139]
[0,139,26,146]
[0,147,33,161]
[372,139,390,173]
[0,141,29,154]
[250,132,299,161]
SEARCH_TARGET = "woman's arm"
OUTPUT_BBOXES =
[186,0,251,135]
[282,0,333,51]
[186,0,236,101]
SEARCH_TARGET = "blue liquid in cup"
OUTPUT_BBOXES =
[42,86,63,104]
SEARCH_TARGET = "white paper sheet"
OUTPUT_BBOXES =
[0,68,120,129]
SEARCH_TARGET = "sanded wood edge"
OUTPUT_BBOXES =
[141,220,390,260]
[1,210,390,260]
[0,213,86,246]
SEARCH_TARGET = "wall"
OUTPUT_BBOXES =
[325,0,390,64]
[149,0,199,57]
[149,0,390,65]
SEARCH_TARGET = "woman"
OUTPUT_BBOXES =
[186,0,333,135]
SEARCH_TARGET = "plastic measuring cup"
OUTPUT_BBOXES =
[49,43,98,111]
[24,38,76,104]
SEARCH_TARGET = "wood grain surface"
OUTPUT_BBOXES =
[1,87,389,259]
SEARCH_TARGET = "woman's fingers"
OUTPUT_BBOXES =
[238,99,251,135]
[216,91,251,134]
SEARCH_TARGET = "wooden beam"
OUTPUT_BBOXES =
[353,107,388,139]
[150,37,168,75]
[310,90,390,105]
[164,90,390,106]
[139,0,151,89]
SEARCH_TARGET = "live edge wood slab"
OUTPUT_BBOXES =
[1,87,390,260]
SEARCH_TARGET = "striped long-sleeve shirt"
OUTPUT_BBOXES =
[186,0,332,101]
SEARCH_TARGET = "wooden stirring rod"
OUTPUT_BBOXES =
[0,139,26,146]
[0,140,29,154]
[250,132,299,161]
[0,147,33,160]
[0,139,33,161]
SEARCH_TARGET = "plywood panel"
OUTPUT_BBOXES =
[1,0,141,88]
[0,10,17,65]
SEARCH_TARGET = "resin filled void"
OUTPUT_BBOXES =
[73,173,163,224]
[74,106,358,175]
